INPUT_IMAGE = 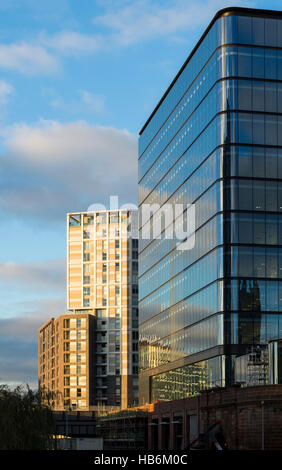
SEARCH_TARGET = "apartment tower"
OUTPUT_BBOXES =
[38,209,139,411]
[138,7,282,404]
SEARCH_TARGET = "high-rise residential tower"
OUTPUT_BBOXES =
[38,209,139,411]
[67,209,139,410]
[138,7,282,404]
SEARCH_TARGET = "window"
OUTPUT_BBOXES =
[83,241,90,251]
[83,215,94,226]
[69,215,81,227]
[77,354,81,363]
[115,240,119,249]
[84,264,90,274]
[77,319,81,328]
[77,388,81,397]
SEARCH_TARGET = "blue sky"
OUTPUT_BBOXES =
[0,0,281,388]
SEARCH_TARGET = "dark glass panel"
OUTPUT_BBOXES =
[278,117,282,146]
[238,47,252,76]
[252,81,264,111]
[253,181,265,211]
[238,180,252,210]
[278,84,282,114]
[279,218,282,245]
[239,316,254,344]
[265,148,277,178]
[238,213,253,243]
[265,19,277,47]
[266,282,278,311]
[266,214,278,245]
[277,50,282,79]
[238,80,252,110]
[238,280,254,311]
[254,213,265,244]
[253,114,264,145]
[266,249,278,278]
[238,113,252,143]
[257,280,266,311]
[266,181,277,212]
[265,116,277,146]
[279,252,282,279]
[253,148,265,177]
[237,146,252,176]
[252,49,264,79]
[238,247,253,277]
[252,17,264,45]
[265,50,277,80]
[265,82,277,113]
[237,16,252,43]
[254,247,265,277]
[278,150,282,178]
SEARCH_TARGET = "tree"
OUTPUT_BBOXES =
[0,384,56,450]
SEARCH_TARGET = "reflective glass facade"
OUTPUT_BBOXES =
[138,8,282,403]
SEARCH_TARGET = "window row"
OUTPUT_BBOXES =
[227,212,282,245]
[150,356,223,401]
[139,247,223,320]
[139,314,223,370]
[140,38,282,162]
[139,180,222,256]
[228,279,282,313]
[139,215,223,300]
[225,312,282,345]
[140,280,223,340]
[229,179,282,212]
[230,246,282,279]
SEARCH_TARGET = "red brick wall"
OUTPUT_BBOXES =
[148,385,282,450]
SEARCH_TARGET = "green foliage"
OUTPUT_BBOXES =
[0,384,56,450]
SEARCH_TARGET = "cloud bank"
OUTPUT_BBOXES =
[0,120,138,222]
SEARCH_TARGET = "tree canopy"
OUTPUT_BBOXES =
[0,384,56,450]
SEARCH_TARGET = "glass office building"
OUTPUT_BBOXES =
[138,7,282,403]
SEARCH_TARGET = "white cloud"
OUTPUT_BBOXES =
[51,89,107,116]
[0,258,65,292]
[39,31,102,55]
[0,80,14,105]
[92,0,252,46]
[0,0,252,76]
[36,0,252,57]
[79,90,107,115]
[0,120,138,220]
[0,42,60,75]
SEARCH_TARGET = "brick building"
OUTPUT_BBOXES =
[147,385,282,450]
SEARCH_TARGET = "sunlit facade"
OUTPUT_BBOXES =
[138,7,282,403]
[38,313,95,410]
[67,210,139,409]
